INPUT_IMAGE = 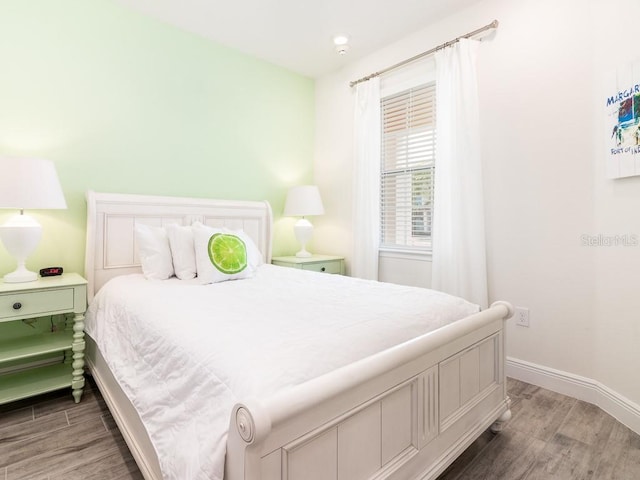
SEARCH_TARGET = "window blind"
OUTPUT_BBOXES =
[380,82,436,250]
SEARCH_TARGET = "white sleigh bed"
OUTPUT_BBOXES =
[83,190,513,480]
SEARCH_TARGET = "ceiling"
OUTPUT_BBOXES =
[114,0,483,78]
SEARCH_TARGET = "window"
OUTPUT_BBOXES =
[380,82,436,251]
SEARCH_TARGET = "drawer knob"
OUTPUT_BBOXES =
[13,302,22,310]
[321,267,326,272]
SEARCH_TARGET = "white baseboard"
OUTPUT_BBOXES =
[506,357,640,436]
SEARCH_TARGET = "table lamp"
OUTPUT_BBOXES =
[284,185,324,258]
[0,158,67,283]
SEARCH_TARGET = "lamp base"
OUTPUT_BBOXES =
[293,218,314,259]
[0,213,42,284]
[4,266,38,283]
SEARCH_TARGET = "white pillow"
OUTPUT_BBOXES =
[166,224,197,280]
[135,224,174,280]
[192,224,263,284]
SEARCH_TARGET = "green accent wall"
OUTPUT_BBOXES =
[0,0,315,276]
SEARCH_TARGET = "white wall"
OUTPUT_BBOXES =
[591,0,640,408]
[314,0,640,409]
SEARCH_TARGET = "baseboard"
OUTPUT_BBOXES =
[506,357,640,436]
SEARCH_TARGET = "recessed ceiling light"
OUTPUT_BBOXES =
[333,35,350,55]
[333,35,350,46]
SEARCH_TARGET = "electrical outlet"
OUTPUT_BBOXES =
[515,307,530,327]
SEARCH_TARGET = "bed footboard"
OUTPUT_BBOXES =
[226,301,513,480]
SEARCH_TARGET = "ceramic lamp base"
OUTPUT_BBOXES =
[0,213,42,283]
[4,266,38,283]
[293,218,314,258]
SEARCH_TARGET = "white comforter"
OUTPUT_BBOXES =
[85,265,478,480]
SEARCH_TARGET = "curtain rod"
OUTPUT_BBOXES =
[349,19,499,88]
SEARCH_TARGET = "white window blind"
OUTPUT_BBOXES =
[380,82,436,250]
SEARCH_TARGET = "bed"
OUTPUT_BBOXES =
[83,190,513,480]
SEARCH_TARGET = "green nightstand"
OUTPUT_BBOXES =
[272,254,345,275]
[0,273,87,405]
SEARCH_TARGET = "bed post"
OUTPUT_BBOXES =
[490,403,512,433]
[226,401,273,480]
[85,190,98,303]
[489,300,513,433]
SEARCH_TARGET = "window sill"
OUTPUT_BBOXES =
[379,248,432,261]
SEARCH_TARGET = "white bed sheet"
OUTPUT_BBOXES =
[85,264,478,480]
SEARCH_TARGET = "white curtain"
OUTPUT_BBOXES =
[352,77,381,280]
[431,38,488,309]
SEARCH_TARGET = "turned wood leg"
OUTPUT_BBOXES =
[490,408,512,433]
[64,314,73,366]
[70,312,86,403]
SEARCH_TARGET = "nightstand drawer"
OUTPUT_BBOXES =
[272,255,345,275]
[0,288,75,321]
[302,261,342,274]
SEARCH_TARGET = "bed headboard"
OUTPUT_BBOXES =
[84,190,273,302]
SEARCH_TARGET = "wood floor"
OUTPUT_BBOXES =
[1,377,639,479]
[0,377,141,480]
[438,378,640,480]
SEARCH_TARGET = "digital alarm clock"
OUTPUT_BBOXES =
[39,267,63,277]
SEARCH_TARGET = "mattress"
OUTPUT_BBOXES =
[85,264,478,480]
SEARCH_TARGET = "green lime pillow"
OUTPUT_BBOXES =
[193,224,263,284]
[208,233,248,275]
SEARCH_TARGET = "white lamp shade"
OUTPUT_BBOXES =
[0,158,67,210]
[283,185,324,217]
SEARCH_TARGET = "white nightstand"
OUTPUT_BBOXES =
[0,273,87,405]
[272,255,345,275]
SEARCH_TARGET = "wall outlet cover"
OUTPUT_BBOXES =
[515,307,530,327]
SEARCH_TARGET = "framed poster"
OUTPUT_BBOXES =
[604,61,640,179]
